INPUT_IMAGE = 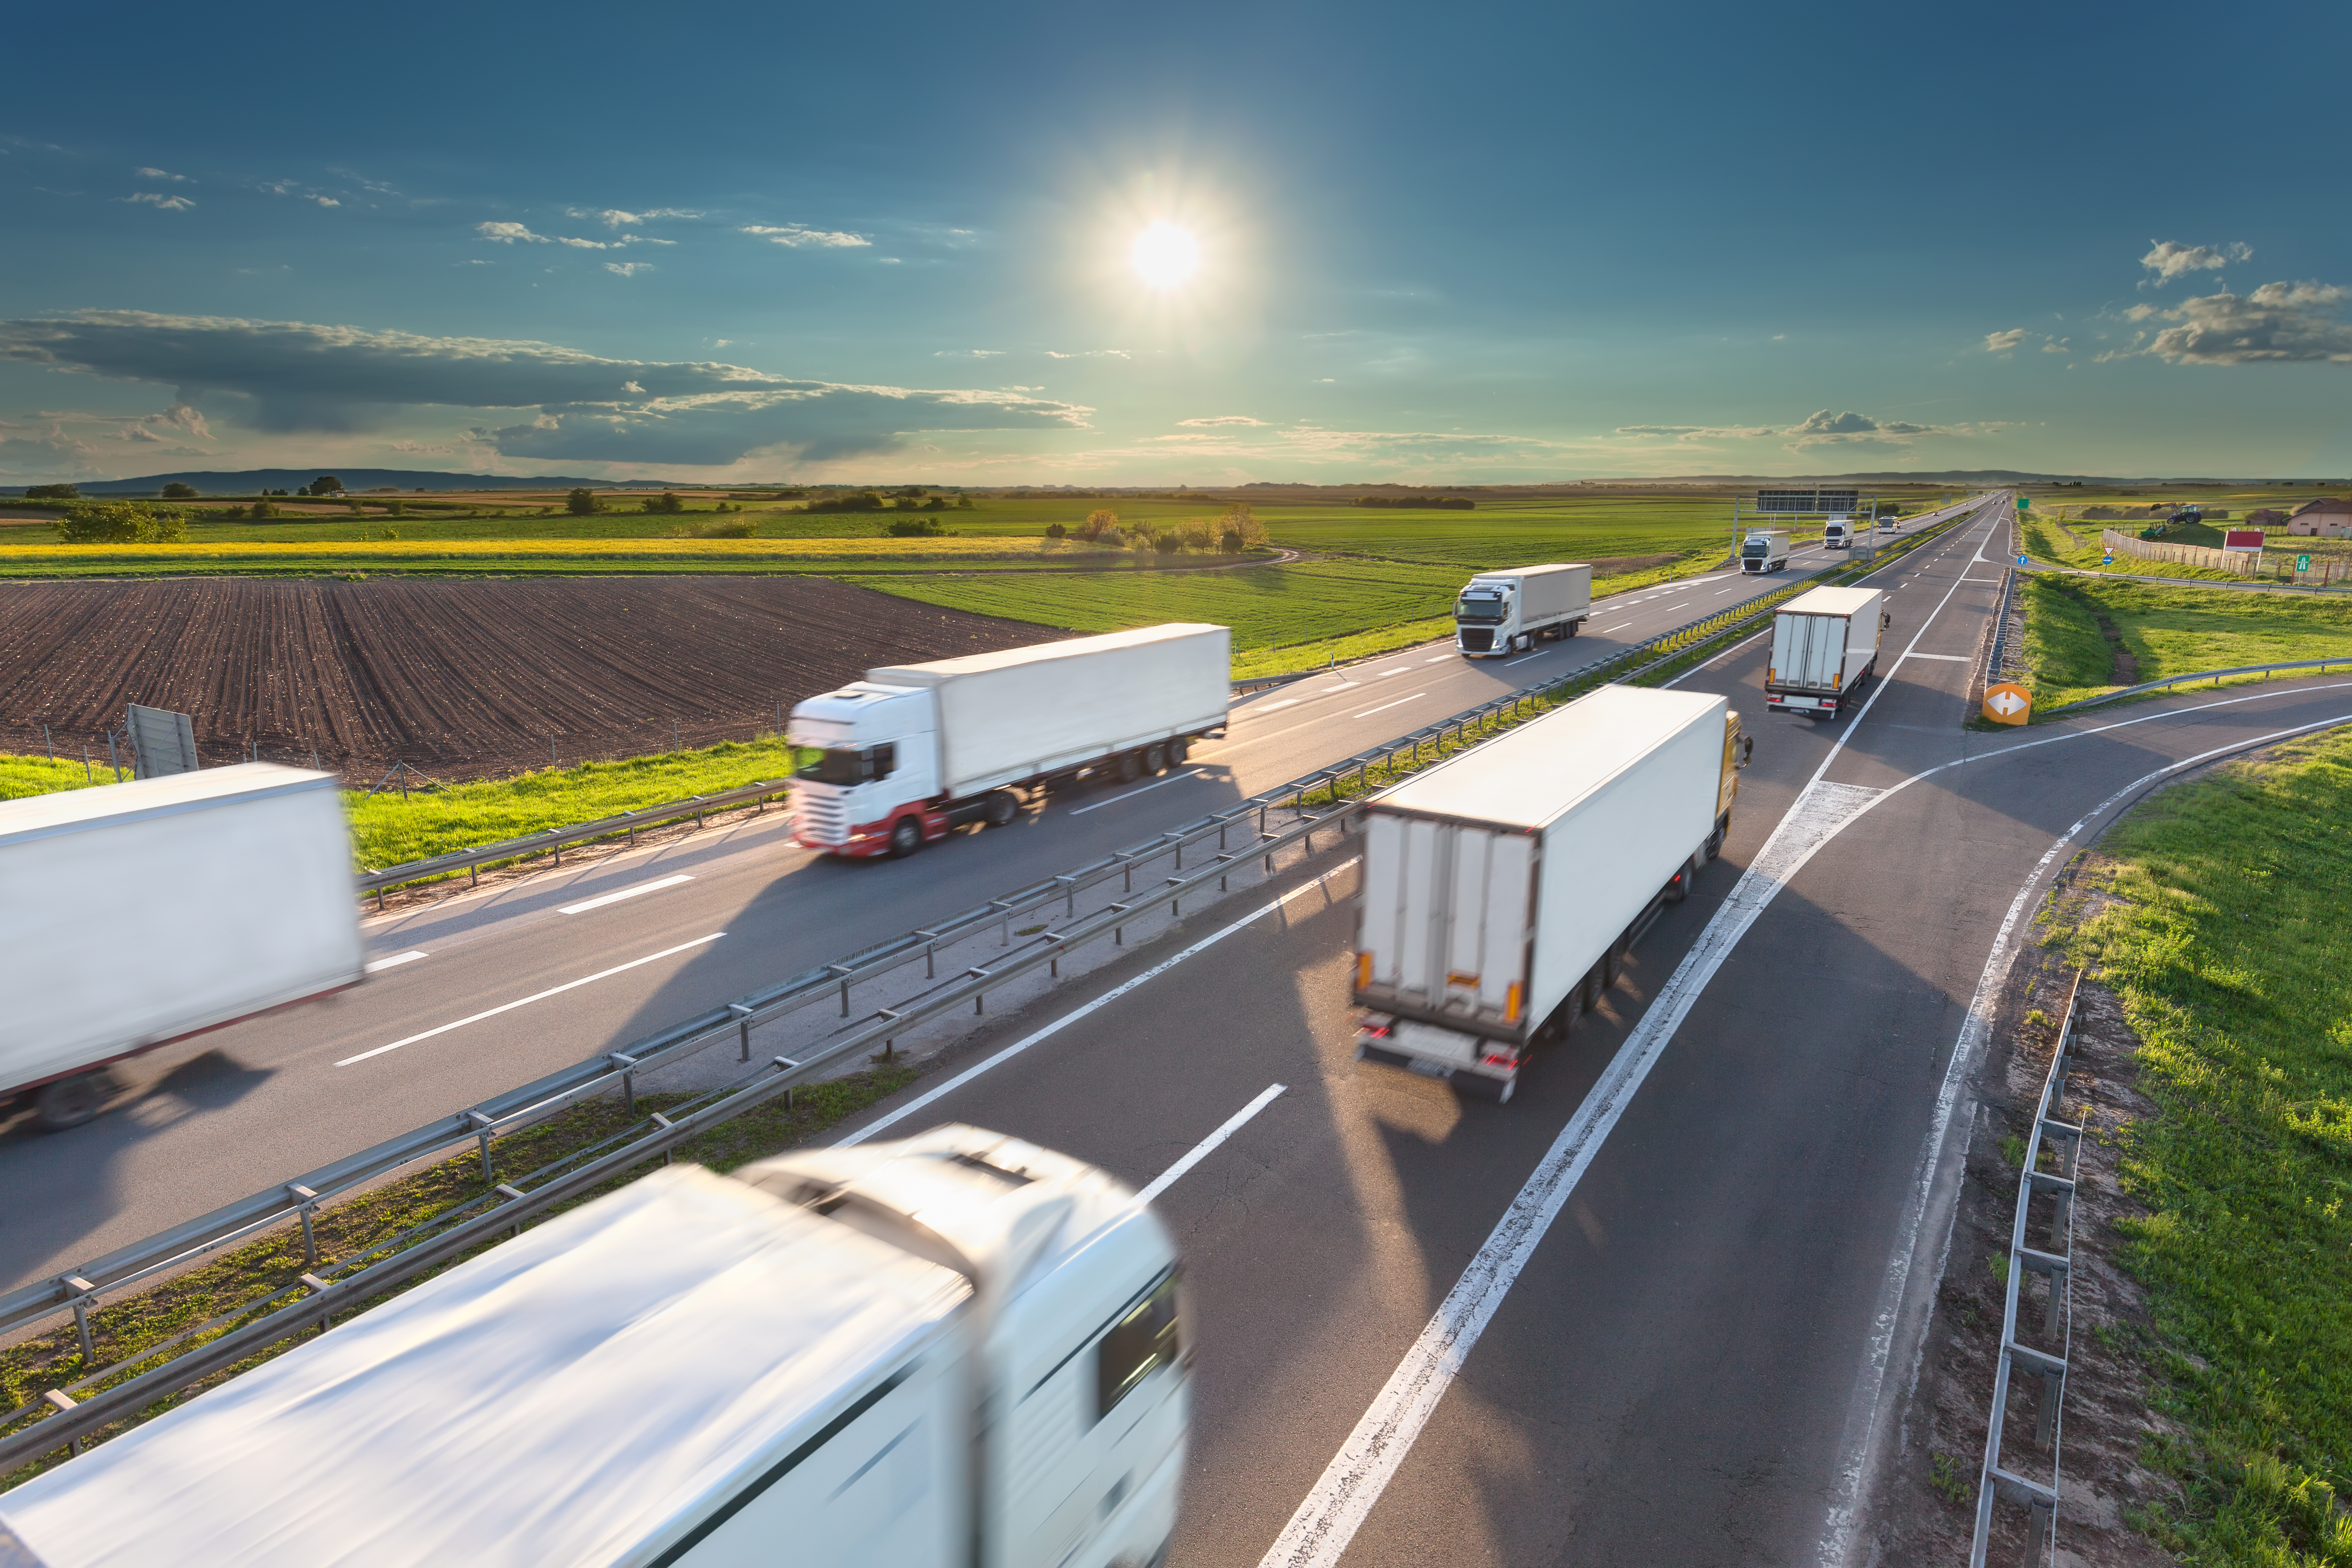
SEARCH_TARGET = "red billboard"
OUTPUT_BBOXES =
[2223,528,2265,551]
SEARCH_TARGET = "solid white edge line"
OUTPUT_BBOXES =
[557,872,694,915]
[838,860,1359,1148]
[1351,693,1426,719]
[364,950,427,974]
[335,933,726,1066]
[1136,1083,1287,1204]
[1068,769,1209,816]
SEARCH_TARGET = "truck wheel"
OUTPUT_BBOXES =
[984,790,1018,828]
[1704,824,1725,862]
[1169,735,1190,763]
[1117,751,1143,783]
[1564,620,1578,637]
[1664,863,1691,904]
[888,818,923,859]
[1145,742,1168,774]
[33,1072,106,1131]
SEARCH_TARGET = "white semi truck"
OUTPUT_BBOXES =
[1452,564,1591,656]
[1740,529,1793,574]
[0,764,364,1130]
[1351,686,1750,1100]
[1765,585,1890,719]
[0,1125,1191,1568]
[788,623,1232,858]
[1821,517,1855,551]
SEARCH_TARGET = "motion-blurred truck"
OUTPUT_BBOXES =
[1350,686,1749,1101]
[788,624,1232,858]
[1741,528,1792,573]
[0,764,364,1130]
[1765,586,1890,719]
[0,1126,1191,1568]
[1452,563,1591,656]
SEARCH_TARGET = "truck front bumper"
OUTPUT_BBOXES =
[1354,1015,1520,1100]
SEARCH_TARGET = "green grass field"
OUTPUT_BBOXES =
[2057,728,2352,1565]
[0,754,111,800]
[2019,575,2352,712]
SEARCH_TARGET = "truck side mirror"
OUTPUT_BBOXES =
[1882,612,1891,629]
[1741,735,1754,767]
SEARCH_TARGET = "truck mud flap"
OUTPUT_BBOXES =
[1356,1042,1517,1103]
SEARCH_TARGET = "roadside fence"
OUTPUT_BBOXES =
[0,498,1991,1472]
[2037,655,2352,718]
[1971,970,2088,1568]
[2098,529,2258,576]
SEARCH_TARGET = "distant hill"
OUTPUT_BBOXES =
[2,468,707,496]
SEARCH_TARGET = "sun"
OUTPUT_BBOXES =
[1131,222,1200,288]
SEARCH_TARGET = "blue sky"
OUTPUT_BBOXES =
[4,0,2348,486]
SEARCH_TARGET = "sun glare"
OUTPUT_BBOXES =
[1131,222,1200,288]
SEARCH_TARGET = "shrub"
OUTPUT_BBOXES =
[249,500,276,520]
[565,487,598,516]
[1154,533,1181,555]
[642,491,686,515]
[886,517,946,537]
[1078,508,1120,541]
[955,495,974,509]
[1221,527,1244,553]
[1045,522,1067,539]
[1220,503,1269,547]
[23,483,79,500]
[160,481,198,499]
[306,475,344,496]
[52,501,191,544]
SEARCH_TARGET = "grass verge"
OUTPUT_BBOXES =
[0,754,110,802]
[0,1064,916,1490]
[2024,516,2249,584]
[2022,573,2352,714]
[2055,728,2352,1564]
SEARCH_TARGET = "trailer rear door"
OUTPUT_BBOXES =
[1359,814,1533,1023]
[1772,611,1847,691]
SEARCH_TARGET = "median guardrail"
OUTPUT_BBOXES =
[1971,970,2087,1568]
[0,496,1992,1469]
[2037,656,2352,718]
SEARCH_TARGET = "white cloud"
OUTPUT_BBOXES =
[1178,415,1266,428]
[2143,279,2352,364]
[1044,348,1131,360]
[2042,337,2071,354]
[603,262,652,277]
[572,206,701,227]
[934,348,1004,358]
[1983,328,2030,353]
[1788,409,1936,444]
[477,221,544,243]
[1613,423,1779,442]
[2141,239,2253,285]
[739,224,870,248]
[313,195,339,207]
[0,310,1093,467]
[133,167,190,182]
[124,192,195,211]
[477,220,660,250]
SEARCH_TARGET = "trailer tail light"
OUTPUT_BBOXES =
[1767,667,1776,683]
[1505,983,1523,1022]
[1357,951,1374,989]
[1832,671,1842,689]
[1482,1048,1520,1069]
[1353,1011,1392,1039]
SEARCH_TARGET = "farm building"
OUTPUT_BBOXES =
[2286,497,2352,537]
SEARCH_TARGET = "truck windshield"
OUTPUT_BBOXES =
[1456,593,1505,624]
[1742,542,1769,556]
[796,745,893,784]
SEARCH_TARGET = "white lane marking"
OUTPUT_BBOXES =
[1370,666,1411,679]
[1424,655,1453,663]
[1351,692,1427,719]
[1068,769,1209,816]
[839,860,1359,1148]
[365,950,427,974]
[1323,681,1360,693]
[1137,1083,1287,1204]
[558,872,694,915]
[1596,622,1635,634]
[1714,586,1743,594]
[1658,602,1693,612]
[1251,698,1303,714]
[335,933,726,1067]
[1499,652,1547,667]
[1900,652,1972,663]
[1257,779,1887,1568]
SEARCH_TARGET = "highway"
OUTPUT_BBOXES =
[759,502,2352,1565]
[1,523,1915,1292]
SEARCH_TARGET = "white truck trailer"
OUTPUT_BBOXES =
[0,1126,1190,1568]
[0,764,364,1130]
[1740,529,1793,574]
[788,623,1232,858]
[1821,516,1855,551]
[1765,585,1890,719]
[1351,686,1750,1100]
[1452,563,1591,656]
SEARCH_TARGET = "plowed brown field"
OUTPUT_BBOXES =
[0,577,1055,779]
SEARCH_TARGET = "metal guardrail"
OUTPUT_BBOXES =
[1971,970,2087,1568]
[353,779,793,905]
[2037,656,2352,717]
[0,498,1993,1468]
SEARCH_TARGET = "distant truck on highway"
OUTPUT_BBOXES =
[0,764,364,1131]
[788,623,1232,858]
[1452,563,1591,656]
[0,1126,1191,1568]
[1765,586,1890,719]
[1350,686,1749,1100]
[1821,517,1856,551]
[1740,529,1792,574]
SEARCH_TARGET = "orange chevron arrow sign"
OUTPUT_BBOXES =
[1983,683,2032,725]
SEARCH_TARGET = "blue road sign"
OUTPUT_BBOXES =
[2017,554,2029,567]
[2102,554,2114,566]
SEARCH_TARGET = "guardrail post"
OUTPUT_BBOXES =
[730,1003,756,1062]
[287,1184,321,1267]
[608,1052,639,1114]
[467,1111,495,1185]
[44,1389,81,1456]
[64,1276,95,1366]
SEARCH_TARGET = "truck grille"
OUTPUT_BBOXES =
[791,789,850,845]
[1459,627,1494,652]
